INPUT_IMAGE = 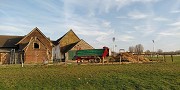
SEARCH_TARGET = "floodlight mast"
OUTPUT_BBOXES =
[112,37,115,54]
[152,40,155,56]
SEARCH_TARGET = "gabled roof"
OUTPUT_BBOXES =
[76,39,94,49]
[0,35,24,48]
[16,27,54,46]
[63,39,94,53]
[62,41,79,53]
[56,29,80,44]
[51,40,58,46]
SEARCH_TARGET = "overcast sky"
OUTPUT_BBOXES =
[0,0,180,52]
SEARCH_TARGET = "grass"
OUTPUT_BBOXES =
[0,56,179,90]
[146,55,180,63]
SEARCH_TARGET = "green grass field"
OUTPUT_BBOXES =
[146,55,180,63]
[0,56,179,90]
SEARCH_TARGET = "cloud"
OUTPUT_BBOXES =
[63,0,160,15]
[64,14,113,37]
[153,17,169,21]
[158,32,176,36]
[131,0,160,3]
[0,25,27,35]
[158,21,180,40]
[158,31,180,39]
[128,10,149,19]
[157,28,180,41]
[170,0,180,14]
[61,11,115,45]
[62,0,118,46]
[169,21,180,26]
[134,25,154,33]
[116,16,127,19]
[117,35,135,42]
[170,10,180,13]
[102,20,111,28]
[115,0,160,10]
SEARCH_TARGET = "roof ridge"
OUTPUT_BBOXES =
[16,27,54,46]
[56,29,80,43]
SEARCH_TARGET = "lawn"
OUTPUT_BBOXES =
[0,56,179,90]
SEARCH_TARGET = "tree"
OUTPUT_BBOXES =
[157,49,163,54]
[134,44,144,54]
[129,46,135,53]
[175,50,180,54]
[145,50,151,54]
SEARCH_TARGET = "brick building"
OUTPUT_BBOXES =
[0,28,93,64]
[52,29,93,61]
[0,27,54,64]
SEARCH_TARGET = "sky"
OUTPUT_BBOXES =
[0,0,180,52]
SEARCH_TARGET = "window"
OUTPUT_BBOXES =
[34,43,39,49]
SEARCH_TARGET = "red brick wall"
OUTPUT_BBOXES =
[24,39,48,64]
[18,28,53,64]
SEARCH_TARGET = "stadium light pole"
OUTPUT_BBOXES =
[112,37,115,54]
[152,40,155,56]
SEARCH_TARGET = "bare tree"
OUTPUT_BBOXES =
[157,49,163,54]
[135,44,144,54]
[129,46,135,53]
[145,50,151,54]
[175,50,180,54]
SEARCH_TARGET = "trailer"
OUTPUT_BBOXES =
[74,47,114,63]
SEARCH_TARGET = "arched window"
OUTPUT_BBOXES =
[34,43,39,49]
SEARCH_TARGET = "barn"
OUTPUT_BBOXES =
[0,27,54,64]
[16,27,54,64]
[0,35,24,64]
[52,29,94,62]
[0,27,93,64]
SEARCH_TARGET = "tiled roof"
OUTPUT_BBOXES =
[0,35,24,48]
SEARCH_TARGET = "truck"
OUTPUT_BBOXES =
[74,47,114,63]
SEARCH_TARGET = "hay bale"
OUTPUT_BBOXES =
[115,52,149,63]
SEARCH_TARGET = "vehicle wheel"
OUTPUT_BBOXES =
[109,57,115,63]
[95,57,101,63]
[88,59,93,63]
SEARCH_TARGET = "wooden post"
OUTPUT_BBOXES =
[107,57,109,65]
[163,54,166,62]
[162,55,164,62]
[119,54,121,64]
[65,53,68,66]
[171,54,173,62]
[157,54,159,61]
[102,57,104,65]
[21,54,23,67]
[0,53,1,64]
[137,55,139,63]
[14,50,16,64]
[0,53,1,62]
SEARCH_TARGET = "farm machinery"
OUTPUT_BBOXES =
[74,47,114,64]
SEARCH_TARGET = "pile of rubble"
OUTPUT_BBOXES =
[115,52,149,63]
